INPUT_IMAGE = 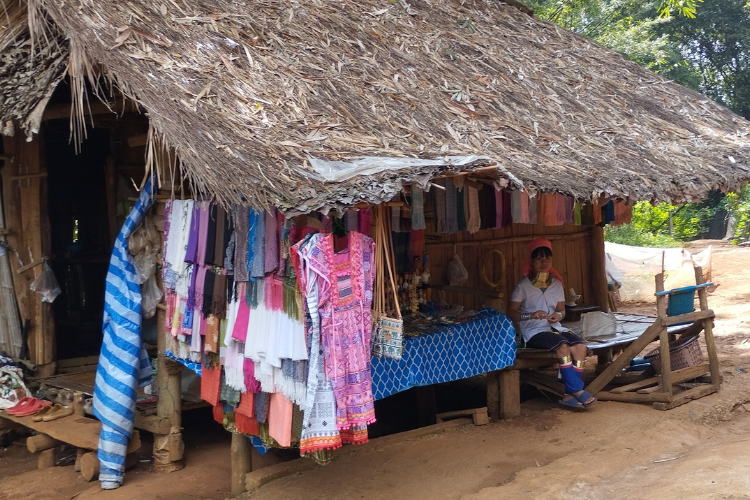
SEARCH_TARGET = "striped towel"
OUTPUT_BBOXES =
[92,176,156,489]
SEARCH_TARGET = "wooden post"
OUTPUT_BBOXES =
[80,451,100,481]
[27,434,63,453]
[655,274,672,394]
[73,392,86,417]
[231,433,252,495]
[38,448,56,469]
[0,163,22,358]
[694,266,720,386]
[588,225,609,312]
[486,370,500,420]
[498,369,521,419]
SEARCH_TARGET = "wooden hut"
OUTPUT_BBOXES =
[2,0,750,487]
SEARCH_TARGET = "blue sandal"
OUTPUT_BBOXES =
[576,390,597,408]
[558,397,585,410]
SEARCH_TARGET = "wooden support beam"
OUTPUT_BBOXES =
[499,369,520,419]
[38,448,56,469]
[661,309,714,326]
[486,371,499,420]
[585,320,665,395]
[134,413,172,434]
[652,383,718,410]
[27,434,63,453]
[589,225,609,312]
[231,433,252,495]
[596,390,672,403]
[694,266,721,388]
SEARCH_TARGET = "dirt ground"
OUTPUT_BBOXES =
[2,239,750,500]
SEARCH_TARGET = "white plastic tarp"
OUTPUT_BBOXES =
[605,242,712,302]
[302,155,493,183]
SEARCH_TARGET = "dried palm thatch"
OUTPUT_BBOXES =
[0,0,67,137]
[4,0,750,213]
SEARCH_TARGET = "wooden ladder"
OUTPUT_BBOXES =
[585,266,720,410]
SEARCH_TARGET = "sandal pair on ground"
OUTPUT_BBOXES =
[4,397,73,420]
[558,390,597,410]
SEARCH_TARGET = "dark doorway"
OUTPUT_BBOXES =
[44,120,111,359]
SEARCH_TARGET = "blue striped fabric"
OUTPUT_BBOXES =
[92,177,156,489]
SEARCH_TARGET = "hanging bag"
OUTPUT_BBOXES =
[371,205,404,360]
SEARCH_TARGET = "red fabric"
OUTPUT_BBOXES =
[212,403,224,424]
[201,364,222,406]
[236,392,255,417]
[521,238,564,285]
[235,412,260,435]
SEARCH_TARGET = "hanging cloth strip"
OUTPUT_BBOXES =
[390,206,401,233]
[444,180,458,233]
[482,185,496,228]
[265,208,279,273]
[92,176,157,490]
[554,193,566,226]
[528,195,538,224]
[565,196,575,224]
[511,190,523,223]
[204,204,217,265]
[196,202,209,266]
[605,200,616,224]
[574,202,582,226]
[434,179,446,233]
[185,202,201,265]
[212,207,227,268]
[232,206,250,282]
[467,186,481,233]
[345,210,359,233]
[358,208,372,235]
[411,188,426,230]
[249,210,265,278]
[456,181,466,231]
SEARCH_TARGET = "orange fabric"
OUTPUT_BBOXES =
[236,392,255,418]
[235,412,260,435]
[201,365,222,406]
[204,315,219,352]
[613,200,633,226]
[593,200,602,225]
[268,392,293,447]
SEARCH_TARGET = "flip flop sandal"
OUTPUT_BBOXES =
[558,397,586,410]
[43,404,74,422]
[6,397,34,415]
[575,390,597,408]
[15,399,51,417]
[32,404,55,422]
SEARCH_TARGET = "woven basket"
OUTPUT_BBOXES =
[644,334,703,374]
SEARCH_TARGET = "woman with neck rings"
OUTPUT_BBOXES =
[507,238,597,409]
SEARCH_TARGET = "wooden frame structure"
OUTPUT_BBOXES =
[587,266,720,409]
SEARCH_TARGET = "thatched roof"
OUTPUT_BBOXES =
[4,0,750,213]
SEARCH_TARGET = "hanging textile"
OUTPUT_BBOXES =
[265,209,279,273]
[613,200,633,226]
[444,180,458,233]
[92,176,157,490]
[434,180,446,233]
[554,193,566,225]
[456,182,466,231]
[482,185,496,228]
[573,202,581,226]
[204,204,217,265]
[233,206,250,282]
[185,202,201,264]
[358,208,372,235]
[511,190,523,224]
[344,210,359,233]
[409,230,424,268]
[306,232,376,433]
[390,206,401,233]
[411,188,426,230]
[212,207,227,268]
[604,200,616,224]
[467,186,481,233]
[528,195,538,224]
[249,210,265,278]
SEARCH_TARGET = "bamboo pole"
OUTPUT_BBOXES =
[0,156,23,358]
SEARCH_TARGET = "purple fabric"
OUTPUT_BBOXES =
[185,202,201,264]
[495,188,504,229]
[196,203,209,266]
[186,262,199,310]
[194,265,208,315]
[358,208,372,235]
[264,208,278,273]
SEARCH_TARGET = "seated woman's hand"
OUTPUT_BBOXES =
[530,310,548,320]
[547,312,562,324]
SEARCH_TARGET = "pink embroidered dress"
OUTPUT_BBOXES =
[307,232,376,435]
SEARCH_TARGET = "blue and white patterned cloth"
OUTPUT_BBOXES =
[370,310,516,400]
[164,349,202,376]
[92,177,156,489]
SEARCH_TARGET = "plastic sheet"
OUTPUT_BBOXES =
[128,215,160,284]
[141,274,163,319]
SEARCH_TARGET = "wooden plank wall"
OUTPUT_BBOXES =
[424,217,594,311]
[2,134,55,368]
